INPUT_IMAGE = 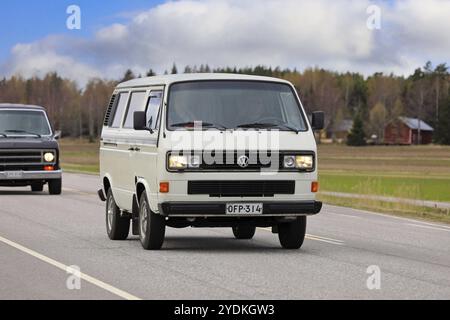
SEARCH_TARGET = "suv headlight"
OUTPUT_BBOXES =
[44,152,55,163]
[168,154,200,170]
[283,154,314,171]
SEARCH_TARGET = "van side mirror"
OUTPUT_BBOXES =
[134,111,147,130]
[53,130,61,140]
[134,111,154,133]
[311,111,325,131]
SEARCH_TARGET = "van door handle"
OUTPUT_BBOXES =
[134,147,141,152]
[128,147,136,151]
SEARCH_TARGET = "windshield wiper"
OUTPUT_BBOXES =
[4,130,42,138]
[0,133,7,138]
[236,122,300,133]
[171,122,227,130]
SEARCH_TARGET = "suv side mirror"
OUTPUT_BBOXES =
[53,130,61,140]
[134,111,154,133]
[311,111,325,131]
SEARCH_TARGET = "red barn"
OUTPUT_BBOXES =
[384,117,434,145]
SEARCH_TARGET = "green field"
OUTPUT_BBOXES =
[320,173,450,202]
[318,144,450,202]
[317,144,450,223]
[59,139,99,174]
[58,140,450,222]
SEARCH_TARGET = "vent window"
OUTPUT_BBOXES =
[103,94,117,126]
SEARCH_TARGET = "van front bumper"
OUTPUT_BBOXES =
[159,201,322,217]
[0,170,62,181]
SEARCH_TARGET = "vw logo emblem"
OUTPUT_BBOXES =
[237,155,249,168]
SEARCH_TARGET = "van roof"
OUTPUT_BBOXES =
[116,73,291,89]
[0,103,45,110]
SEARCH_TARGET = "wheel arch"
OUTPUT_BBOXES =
[102,173,113,194]
[135,177,158,212]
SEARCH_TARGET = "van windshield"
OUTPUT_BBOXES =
[167,81,308,131]
[0,110,51,137]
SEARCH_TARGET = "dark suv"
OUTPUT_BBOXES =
[0,104,62,194]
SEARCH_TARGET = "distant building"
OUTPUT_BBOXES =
[328,119,353,143]
[384,117,434,145]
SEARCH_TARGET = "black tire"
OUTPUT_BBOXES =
[105,189,130,240]
[278,217,307,249]
[232,225,256,240]
[139,193,165,250]
[31,183,44,192]
[48,179,62,195]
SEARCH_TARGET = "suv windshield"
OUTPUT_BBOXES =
[167,81,308,131]
[0,110,51,137]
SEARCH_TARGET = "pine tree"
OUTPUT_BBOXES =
[435,93,450,145]
[146,69,156,77]
[347,113,367,146]
[120,69,135,82]
[171,63,178,74]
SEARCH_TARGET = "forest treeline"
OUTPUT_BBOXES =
[0,61,449,144]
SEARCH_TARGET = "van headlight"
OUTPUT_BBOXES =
[283,154,314,171]
[295,155,314,169]
[168,154,200,170]
[44,152,55,163]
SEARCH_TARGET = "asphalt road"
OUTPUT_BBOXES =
[1,173,449,300]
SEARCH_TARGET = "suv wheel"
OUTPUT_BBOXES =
[31,183,44,192]
[48,178,62,195]
[139,193,165,250]
[232,226,256,240]
[278,216,307,249]
[106,189,130,240]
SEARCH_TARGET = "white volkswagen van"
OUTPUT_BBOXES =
[99,74,324,250]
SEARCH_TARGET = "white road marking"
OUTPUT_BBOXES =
[327,212,363,219]
[306,234,345,245]
[62,187,92,196]
[406,224,450,233]
[413,221,450,230]
[258,228,345,245]
[0,235,141,300]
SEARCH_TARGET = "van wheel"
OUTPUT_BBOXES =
[31,183,44,192]
[278,217,307,249]
[139,193,165,250]
[48,179,62,195]
[106,189,130,240]
[232,226,256,239]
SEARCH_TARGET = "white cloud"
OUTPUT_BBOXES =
[1,0,450,86]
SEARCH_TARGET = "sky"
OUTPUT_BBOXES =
[1,0,449,87]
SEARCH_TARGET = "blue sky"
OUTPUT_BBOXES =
[0,0,163,59]
[1,0,449,86]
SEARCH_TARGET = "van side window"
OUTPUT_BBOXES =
[123,91,146,129]
[146,91,163,130]
[111,92,129,128]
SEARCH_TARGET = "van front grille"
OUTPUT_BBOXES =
[188,180,295,197]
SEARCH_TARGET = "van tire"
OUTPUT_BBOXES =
[139,193,165,250]
[31,183,44,192]
[232,226,256,239]
[278,217,307,249]
[48,179,62,195]
[106,189,130,240]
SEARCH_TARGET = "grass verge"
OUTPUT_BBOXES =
[318,193,450,225]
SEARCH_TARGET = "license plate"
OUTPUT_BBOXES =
[6,171,23,179]
[226,203,263,215]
